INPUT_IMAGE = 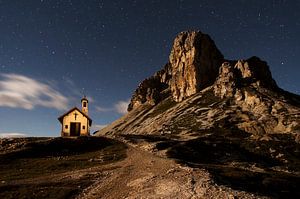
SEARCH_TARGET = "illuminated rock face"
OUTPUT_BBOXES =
[128,30,224,110]
[98,30,300,171]
[128,31,279,111]
[168,31,224,102]
[125,30,299,138]
[96,30,300,199]
[213,57,278,99]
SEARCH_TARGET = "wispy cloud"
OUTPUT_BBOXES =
[0,132,27,138]
[0,73,68,110]
[95,106,113,112]
[96,99,129,115]
[60,77,94,106]
[92,124,107,130]
[114,100,129,114]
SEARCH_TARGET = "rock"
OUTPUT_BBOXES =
[235,57,278,89]
[213,62,237,98]
[128,75,168,111]
[128,30,224,110]
[101,29,300,137]
[128,32,279,111]
[168,31,224,101]
[214,57,278,99]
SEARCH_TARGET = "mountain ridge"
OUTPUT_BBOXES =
[96,30,300,198]
[98,30,300,138]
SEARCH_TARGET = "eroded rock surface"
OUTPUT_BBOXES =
[97,30,300,198]
[128,31,224,110]
[106,29,300,138]
[168,31,224,101]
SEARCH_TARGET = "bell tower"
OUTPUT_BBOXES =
[81,96,88,115]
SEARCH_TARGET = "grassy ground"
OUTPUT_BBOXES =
[0,137,127,199]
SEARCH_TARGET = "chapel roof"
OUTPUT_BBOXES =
[58,107,92,125]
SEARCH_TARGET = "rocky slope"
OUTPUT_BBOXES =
[100,30,300,139]
[97,30,300,198]
[0,137,267,199]
[128,31,224,111]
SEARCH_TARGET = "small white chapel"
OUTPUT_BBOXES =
[58,96,92,137]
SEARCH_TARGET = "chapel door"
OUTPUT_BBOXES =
[70,122,81,136]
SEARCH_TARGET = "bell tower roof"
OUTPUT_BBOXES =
[81,95,88,102]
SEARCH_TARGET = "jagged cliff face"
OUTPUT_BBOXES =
[128,31,281,111]
[213,57,278,99]
[101,30,300,139]
[212,59,299,135]
[128,31,224,110]
[168,31,224,101]
[97,30,300,199]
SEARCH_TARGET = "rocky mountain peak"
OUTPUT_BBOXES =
[168,31,224,101]
[234,56,278,89]
[98,31,300,199]
[214,57,278,99]
[128,30,284,112]
[128,30,224,110]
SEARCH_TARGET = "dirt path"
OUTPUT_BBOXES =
[76,145,261,199]
[0,137,267,198]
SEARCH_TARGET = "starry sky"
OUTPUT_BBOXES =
[0,0,299,137]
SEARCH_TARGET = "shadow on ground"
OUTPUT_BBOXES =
[121,129,300,199]
[0,136,127,199]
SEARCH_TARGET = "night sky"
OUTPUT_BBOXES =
[0,0,299,137]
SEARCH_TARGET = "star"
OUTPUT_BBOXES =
[0,0,298,138]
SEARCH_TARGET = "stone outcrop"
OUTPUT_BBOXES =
[122,30,300,138]
[128,31,224,110]
[211,57,299,136]
[127,30,296,132]
[127,75,168,111]
[168,31,224,101]
[97,30,300,199]
[214,57,278,99]
[234,56,278,89]
[213,62,237,98]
